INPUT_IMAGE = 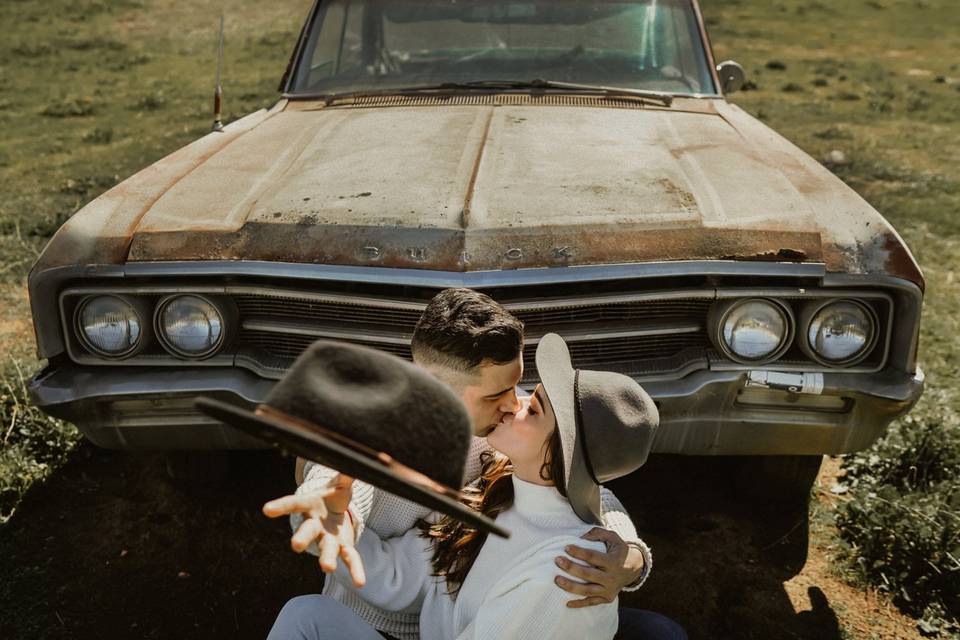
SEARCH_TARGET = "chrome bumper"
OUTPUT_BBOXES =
[30,364,924,454]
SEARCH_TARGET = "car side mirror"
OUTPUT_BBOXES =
[716,60,746,95]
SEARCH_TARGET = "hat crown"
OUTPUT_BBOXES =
[576,369,659,484]
[266,341,471,490]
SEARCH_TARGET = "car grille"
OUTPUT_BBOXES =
[232,289,715,382]
[58,277,893,378]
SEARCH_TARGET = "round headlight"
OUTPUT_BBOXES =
[157,295,224,358]
[77,295,143,357]
[806,300,876,365]
[716,299,792,363]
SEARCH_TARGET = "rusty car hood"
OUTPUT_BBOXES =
[35,98,921,285]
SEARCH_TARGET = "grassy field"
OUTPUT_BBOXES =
[0,0,313,521]
[0,0,309,271]
[0,0,958,636]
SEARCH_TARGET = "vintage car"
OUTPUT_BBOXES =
[28,0,923,484]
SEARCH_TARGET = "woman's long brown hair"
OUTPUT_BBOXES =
[418,427,567,596]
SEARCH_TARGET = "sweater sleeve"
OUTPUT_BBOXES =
[599,486,653,592]
[290,461,377,554]
[334,527,434,614]
[460,538,618,640]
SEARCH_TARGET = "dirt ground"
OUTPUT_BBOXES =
[0,447,925,640]
[612,456,925,640]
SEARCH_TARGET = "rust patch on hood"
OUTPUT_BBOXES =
[820,230,924,290]
[719,248,808,262]
[127,223,824,272]
[881,231,925,290]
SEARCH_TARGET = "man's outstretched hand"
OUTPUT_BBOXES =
[263,473,366,588]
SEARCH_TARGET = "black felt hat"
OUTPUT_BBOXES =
[195,340,508,538]
[536,333,659,525]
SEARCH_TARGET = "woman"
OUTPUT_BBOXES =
[324,333,661,640]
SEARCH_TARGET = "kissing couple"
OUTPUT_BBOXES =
[208,289,686,640]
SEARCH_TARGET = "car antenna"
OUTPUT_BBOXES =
[212,13,225,132]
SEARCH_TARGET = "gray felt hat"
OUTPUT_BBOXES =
[196,340,508,538]
[535,333,660,525]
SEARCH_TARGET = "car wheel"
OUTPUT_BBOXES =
[733,455,823,578]
[733,454,823,508]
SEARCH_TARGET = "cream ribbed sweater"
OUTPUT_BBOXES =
[294,437,651,640]
[334,476,618,640]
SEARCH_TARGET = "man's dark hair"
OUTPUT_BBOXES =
[410,288,524,373]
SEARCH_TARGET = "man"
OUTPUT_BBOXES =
[265,288,685,639]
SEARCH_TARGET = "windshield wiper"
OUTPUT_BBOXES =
[449,79,674,106]
[319,79,673,107]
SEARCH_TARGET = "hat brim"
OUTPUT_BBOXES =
[195,397,509,538]
[535,334,602,525]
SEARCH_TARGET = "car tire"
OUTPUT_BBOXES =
[733,454,823,578]
[733,454,823,508]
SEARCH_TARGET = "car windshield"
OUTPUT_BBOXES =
[289,0,717,97]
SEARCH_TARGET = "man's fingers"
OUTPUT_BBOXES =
[554,575,606,597]
[566,596,612,609]
[556,571,617,606]
[290,518,325,553]
[340,545,366,588]
[554,556,608,586]
[565,544,610,569]
[318,531,341,573]
[581,527,619,546]
[263,494,306,518]
[264,488,341,518]
[263,493,330,518]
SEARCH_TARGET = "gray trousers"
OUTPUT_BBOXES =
[267,595,388,640]
[267,594,687,640]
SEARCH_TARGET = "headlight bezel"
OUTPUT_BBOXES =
[154,294,228,360]
[710,297,795,365]
[73,294,147,359]
[798,298,879,367]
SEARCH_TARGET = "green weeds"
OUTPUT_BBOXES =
[40,96,97,118]
[0,360,81,524]
[81,127,114,145]
[835,409,960,636]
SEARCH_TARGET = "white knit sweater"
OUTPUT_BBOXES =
[335,476,618,640]
[295,437,651,640]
